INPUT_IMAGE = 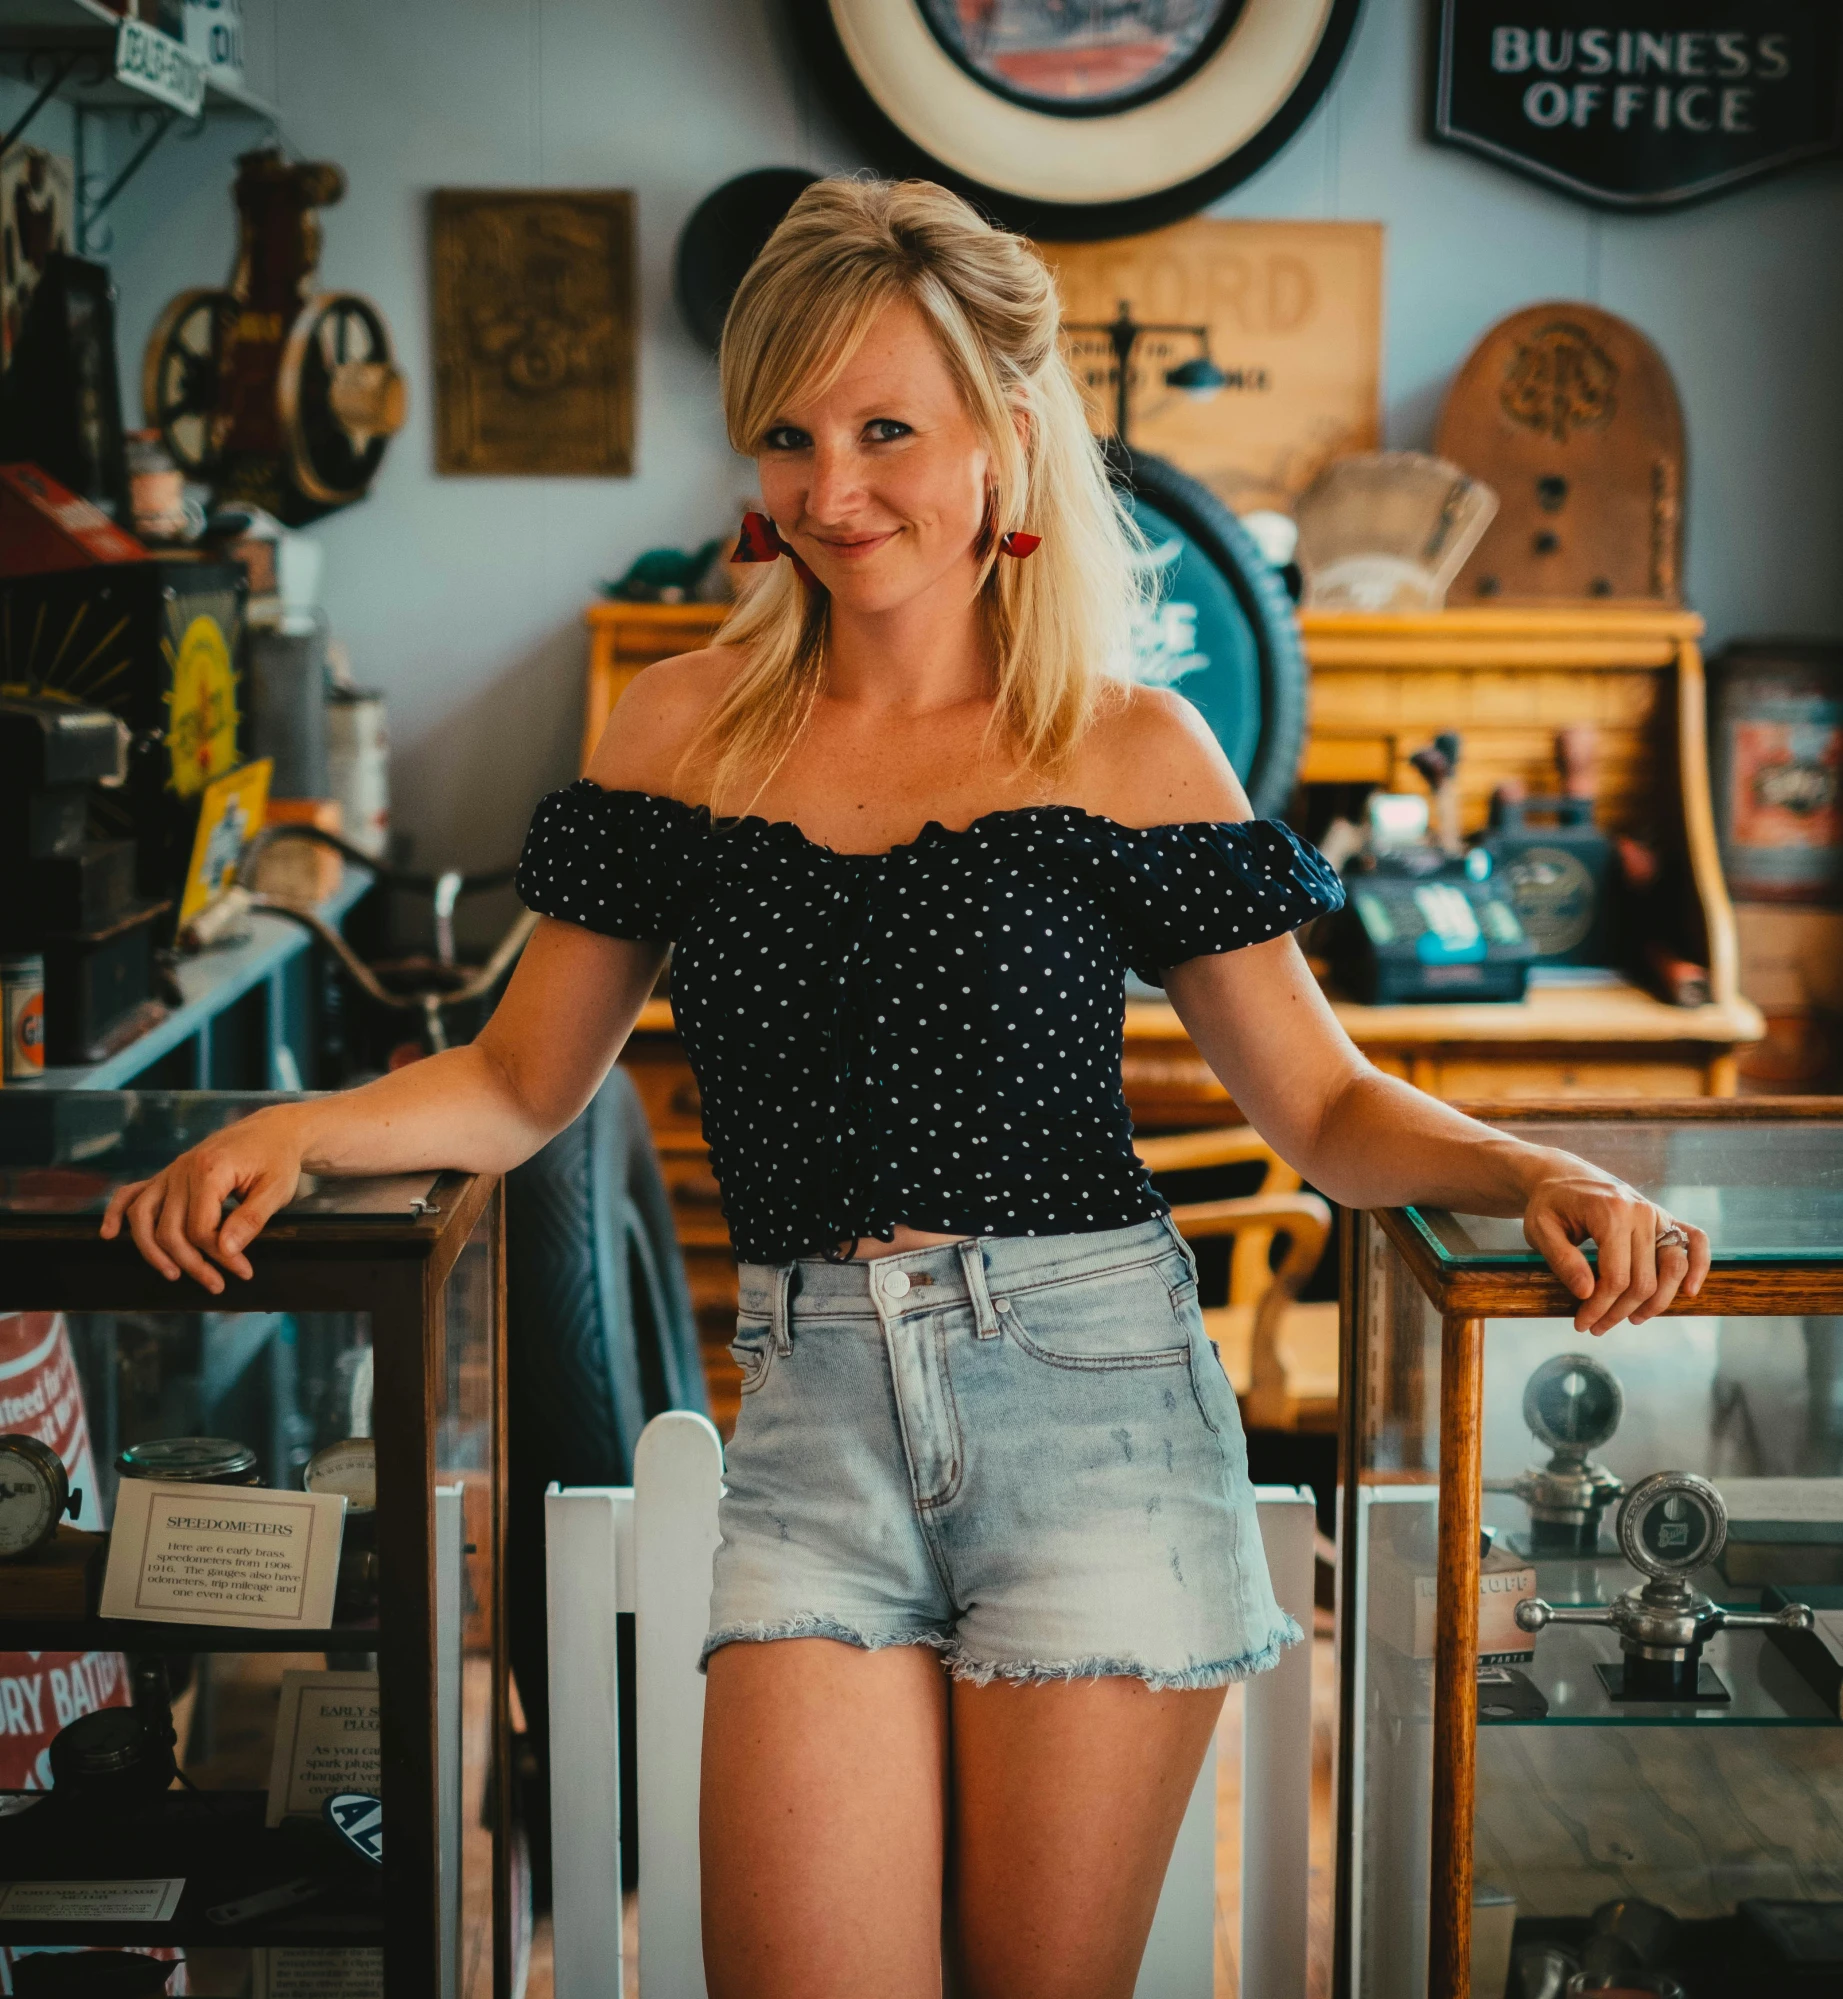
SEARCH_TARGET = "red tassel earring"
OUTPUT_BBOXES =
[733,510,819,587]
[999,530,1042,559]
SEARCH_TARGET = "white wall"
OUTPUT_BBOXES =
[14,0,1843,872]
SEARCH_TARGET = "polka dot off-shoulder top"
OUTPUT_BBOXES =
[516,783,1343,1264]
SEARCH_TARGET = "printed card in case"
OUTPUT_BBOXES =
[100,1480,345,1630]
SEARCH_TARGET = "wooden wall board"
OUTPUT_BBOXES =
[1038,218,1383,514]
[430,189,635,477]
[1436,301,1686,604]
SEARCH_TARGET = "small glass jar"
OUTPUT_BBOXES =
[116,1437,260,1485]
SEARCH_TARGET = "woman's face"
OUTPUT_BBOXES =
[756,298,994,617]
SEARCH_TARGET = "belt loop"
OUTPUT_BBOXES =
[770,1262,796,1356]
[1164,1213,1200,1283]
[957,1239,1000,1340]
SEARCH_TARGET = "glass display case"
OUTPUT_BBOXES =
[0,1092,507,1999]
[1335,1103,1843,1999]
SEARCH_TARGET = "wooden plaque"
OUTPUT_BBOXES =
[431,189,635,477]
[1435,301,1685,604]
[1039,219,1382,515]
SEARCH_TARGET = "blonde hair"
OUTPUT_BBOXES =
[692,176,1145,813]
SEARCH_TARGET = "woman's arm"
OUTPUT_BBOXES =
[100,646,742,1294]
[1089,689,1709,1334]
[101,922,666,1293]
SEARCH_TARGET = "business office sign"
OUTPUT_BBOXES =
[1435,2,1843,208]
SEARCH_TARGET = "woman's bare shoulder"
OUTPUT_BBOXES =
[1069,681,1251,828]
[582,645,747,800]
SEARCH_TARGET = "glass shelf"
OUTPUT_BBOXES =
[0,1789,380,1947]
[1482,1625,1836,1728]
[1403,1116,1843,1266]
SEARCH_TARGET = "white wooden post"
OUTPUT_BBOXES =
[1241,1485,1316,1999]
[1134,1484,1315,1999]
[546,1482,634,1999]
[634,1411,724,1998]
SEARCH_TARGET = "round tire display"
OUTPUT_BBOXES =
[787,0,1363,238]
[1115,446,1307,819]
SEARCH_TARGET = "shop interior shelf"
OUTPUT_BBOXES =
[0,1616,378,1653]
[0,0,278,118]
[1479,1623,1837,1728]
[0,1788,381,1947]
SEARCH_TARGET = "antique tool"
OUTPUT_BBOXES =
[0,253,129,521]
[1480,727,1618,966]
[0,1434,82,1559]
[0,526,249,926]
[1516,1471,1816,1702]
[1436,302,1685,603]
[1330,796,1534,1006]
[142,148,405,525]
[1486,1352,1625,1558]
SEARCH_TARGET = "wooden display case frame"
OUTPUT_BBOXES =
[0,1160,509,1999]
[1341,1098,1843,1999]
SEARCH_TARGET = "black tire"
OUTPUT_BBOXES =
[781,0,1363,242]
[1111,443,1310,820]
[505,1064,709,1895]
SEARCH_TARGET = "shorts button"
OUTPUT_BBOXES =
[884,1269,911,1297]
[992,1296,1009,1313]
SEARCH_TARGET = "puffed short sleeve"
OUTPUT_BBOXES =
[515,782,707,942]
[1109,818,1344,986]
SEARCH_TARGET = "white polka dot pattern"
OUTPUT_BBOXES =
[516,783,1342,1262]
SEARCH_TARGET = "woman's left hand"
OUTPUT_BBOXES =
[1521,1154,1711,1334]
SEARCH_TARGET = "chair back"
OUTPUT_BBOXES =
[546,1417,1316,1998]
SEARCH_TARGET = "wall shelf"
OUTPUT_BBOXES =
[0,0,276,120]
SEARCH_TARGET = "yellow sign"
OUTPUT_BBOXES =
[165,614,240,797]
[179,758,271,927]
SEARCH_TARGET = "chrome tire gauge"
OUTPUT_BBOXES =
[0,1434,82,1559]
[1483,1353,1624,1556]
[1516,1471,1814,1702]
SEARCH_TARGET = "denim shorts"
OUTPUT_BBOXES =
[701,1215,1302,1690]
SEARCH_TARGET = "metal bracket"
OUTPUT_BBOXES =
[75,102,205,255]
[0,50,83,164]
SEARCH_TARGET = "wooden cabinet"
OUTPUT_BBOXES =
[584,602,1765,1429]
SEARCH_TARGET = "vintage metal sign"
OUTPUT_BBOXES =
[1435,1,1843,208]
[115,17,207,118]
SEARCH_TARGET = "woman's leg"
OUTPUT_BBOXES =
[947,1676,1226,1999]
[700,1636,951,1999]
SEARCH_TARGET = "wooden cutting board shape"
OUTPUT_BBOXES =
[1436,301,1685,603]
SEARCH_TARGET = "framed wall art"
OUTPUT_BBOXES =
[430,189,635,477]
[1041,217,1383,514]
[787,0,1364,238]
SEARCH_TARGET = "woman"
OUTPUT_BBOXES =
[104,180,1708,1998]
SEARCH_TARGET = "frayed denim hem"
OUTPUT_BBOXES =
[698,1614,954,1675]
[944,1613,1306,1693]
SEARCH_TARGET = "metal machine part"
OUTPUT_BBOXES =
[0,1432,81,1559]
[1516,1471,1815,1701]
[1486,1352,1626,1556]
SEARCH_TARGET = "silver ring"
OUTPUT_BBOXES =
[1655,1222,1691,1254]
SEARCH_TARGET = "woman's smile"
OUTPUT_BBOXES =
[811,527,902,559]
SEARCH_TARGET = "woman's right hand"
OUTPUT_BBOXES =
[100,1104,309,1296]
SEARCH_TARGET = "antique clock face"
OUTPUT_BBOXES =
[1523,1352,1623,1454]
[789,0,1362,237]
[1618,1470,1726,1580]
[0,1435,74,1559]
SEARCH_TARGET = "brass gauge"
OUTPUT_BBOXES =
[0,1434,81,1560]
